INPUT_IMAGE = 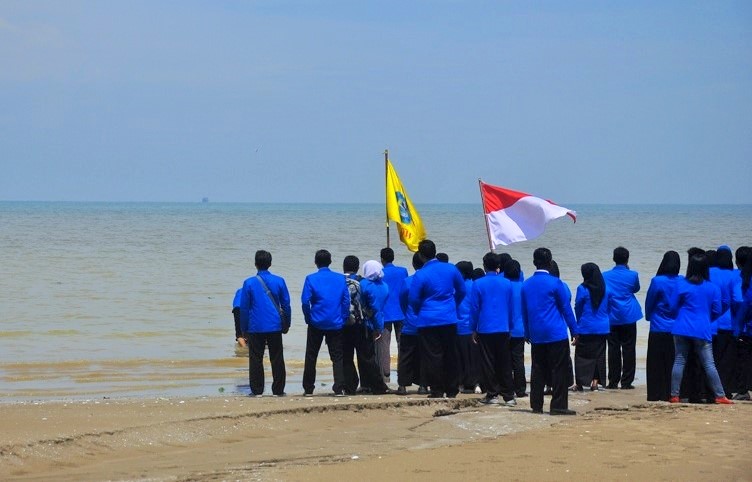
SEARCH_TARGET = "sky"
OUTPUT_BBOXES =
[1,1,750,204]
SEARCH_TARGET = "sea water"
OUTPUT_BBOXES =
[0,202,749,401]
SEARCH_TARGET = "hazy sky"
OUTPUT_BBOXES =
[1,1,750,203]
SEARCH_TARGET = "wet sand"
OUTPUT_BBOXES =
[1,387,750,481]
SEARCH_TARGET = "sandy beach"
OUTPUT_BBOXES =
[1,386,750,481]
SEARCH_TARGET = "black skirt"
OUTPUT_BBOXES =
[574,334,607,387]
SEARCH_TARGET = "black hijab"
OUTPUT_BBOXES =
[581,262,606,310]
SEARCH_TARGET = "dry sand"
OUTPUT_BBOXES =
[1,387,750,481]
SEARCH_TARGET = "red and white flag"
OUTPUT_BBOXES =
[479,181,576,248]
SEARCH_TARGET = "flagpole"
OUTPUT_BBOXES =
[478,178,493,251]
[385,149,390,248]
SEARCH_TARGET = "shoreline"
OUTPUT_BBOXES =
[2,385,750,481]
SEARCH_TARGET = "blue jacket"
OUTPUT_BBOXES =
[382,263,409,322]
[574,285,613,335]
[469,272,513,334]
[360,278,389,333]
[709,267,743,332]
[645,274,681,333]
[399,275,419,335]
[736,283,752,337]
[408,259,466,328]
[521,271,578,344]
[456,279,475,336]
[239,270,291,333]
[602,265,643,325]
[301,267,349,330]
[509,279,525,338]
[670,279,722,342]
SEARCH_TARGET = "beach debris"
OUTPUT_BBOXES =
[351,455,359,460]
[179,400,185,404]
[218,387,225,393]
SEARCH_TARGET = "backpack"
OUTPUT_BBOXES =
[345,276,364,326]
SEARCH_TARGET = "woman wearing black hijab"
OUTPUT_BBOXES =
[644,251,681,401]
[573,263,612,391]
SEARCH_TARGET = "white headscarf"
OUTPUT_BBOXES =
[362,260,384,281]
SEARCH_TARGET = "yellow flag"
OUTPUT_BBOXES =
[386,160,426,252]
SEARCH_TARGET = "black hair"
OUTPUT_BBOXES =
[503,259,521,281]
[656,250,680,277]
[497,253,512,269]
[742,255,752,292]
[255,250,272,270]
[380,247,395,263]
[482,252,499,272]
[705,249,717,268]
[715,249,733,270]
[455,261,474,280]
[436,252,449,263]
[533,247,552,271]
[549,259,560,278]
[412,252,425,271]
[343,255,360,273]
[418,240,437,261]
[687,247,705,259]
[686,253,709,285]
[315,249,332,268]
[581,262,605,310]
[471,268,486,280]
[613,246,629,265]
[735,246,750,270]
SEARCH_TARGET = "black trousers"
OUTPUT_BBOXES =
[457,334,481,390]
[735,335,752,393]
[531,339,570,412]
[713,330,736,398]
[418,324,460,397]
[397,333,422,387]
[607,323,637,387]
[342,323,387,394]
[303,325,345,394]
[646,331,674,401]
[248,332,286,396]
[510,337,527,395]
[478,332,515,401]
[574,334,606,388]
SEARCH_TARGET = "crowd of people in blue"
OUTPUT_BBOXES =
[231,241,752,414]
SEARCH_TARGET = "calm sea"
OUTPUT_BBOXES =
[0,202,749,401]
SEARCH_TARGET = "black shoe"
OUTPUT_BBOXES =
[303,391,314,397]
[333,391,345,397]
[445,392,458,399]
[427,393,444,399]
[620,384,635,390]
[531,408,544,414]
[272,392,286,397]
[417,386,429,395]
[516,392,529,398]
[550,408,576,416]
[396,386,407,396]
[461,388,475,394]
[606,383,618,390]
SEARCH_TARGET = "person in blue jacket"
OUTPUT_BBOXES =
[397,252,428,395]
[301,249,350,396]
[669,253,733,404]
[376,247,409,384]
[734,251,752,400]
[522,247,579,415]
[408,239,466,398]
[455,260,481,394]
[602,246,643,390]
[709,247,743,397]
[573,263,612,392]
[504,259,528,398]
[644,250,681,401]
[238,250,291,397]
[358,259,391,395]
[470,252,516,406]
